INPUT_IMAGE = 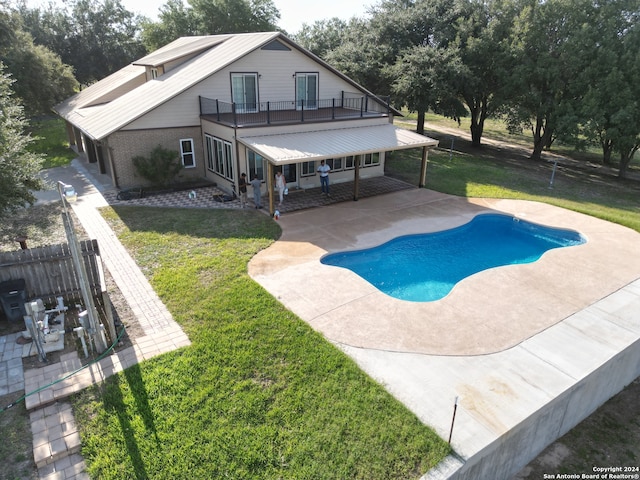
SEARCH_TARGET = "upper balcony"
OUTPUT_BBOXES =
[199,92,392,128]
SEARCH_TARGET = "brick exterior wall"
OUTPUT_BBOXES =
[108,127,206,188]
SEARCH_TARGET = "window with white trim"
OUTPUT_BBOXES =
[345,155,356,170]
[205,134,233,180]
[247,150,265,181]
[326,158,343,172]
[300,161,316,176]
[364,152,380,166]
[231,73,258,113]
[180,138,195,168]
[295,73,318,110]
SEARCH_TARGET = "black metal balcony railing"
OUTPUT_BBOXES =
[199,92,392,127]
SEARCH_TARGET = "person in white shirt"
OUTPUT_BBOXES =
[317,159,331,195]
[275,170,286,205]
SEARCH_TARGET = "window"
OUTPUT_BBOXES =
[224,142,234,180]
[301,161,315,176]
[295,73,318,110]
[248,150,265,181]
[180,139,195,168]
[364,152,380,166]
[150,68,159,79]
[231,73,258,113]
[205,134,233,180]
[326,158,343,172]
[345,155,356,170]
[282,163,297,184]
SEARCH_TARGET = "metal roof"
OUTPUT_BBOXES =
[133,36,229,67]
[237,124,439,165]
[53,64,146,117]
[55,32,280,140]
[54,32,402,141]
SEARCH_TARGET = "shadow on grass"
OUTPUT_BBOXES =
[107,206,281,242]
[103,363,157,480]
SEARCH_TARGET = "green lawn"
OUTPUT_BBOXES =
[385,141,640,233]
[27,117,76,168]
[72,208,449,479]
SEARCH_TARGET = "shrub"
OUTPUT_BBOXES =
[132,145,182,187]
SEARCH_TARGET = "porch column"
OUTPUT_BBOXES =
[419,146,428,188]
[267,161,275,215]
[65,121,76,148]
[353,155,361,201]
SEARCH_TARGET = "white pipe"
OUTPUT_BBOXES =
[45,296,69,315]
[74,326,89,358]
[99,324,108,352]
[42,314,50,335]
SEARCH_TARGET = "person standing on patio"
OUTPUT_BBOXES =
[250,175,262,209]
[317,159,331,196]
[239,173,248,208]
[275,170,286,205]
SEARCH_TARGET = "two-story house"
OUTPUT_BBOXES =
[54,32,438,211]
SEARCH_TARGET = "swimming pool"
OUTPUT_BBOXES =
[320,213,586,302]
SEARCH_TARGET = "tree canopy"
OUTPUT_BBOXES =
[302,0,639,177]
[0,62,46,219]
[141,0,280,51]
[0,5,77,115]
[18,0,147,86]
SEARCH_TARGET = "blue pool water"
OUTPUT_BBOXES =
[320,214,586,302]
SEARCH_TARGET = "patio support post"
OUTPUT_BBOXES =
[353,155,361,201]
[419,146,428,188]
[267,161,275,215]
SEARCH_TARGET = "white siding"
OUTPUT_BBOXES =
[124,45,365,131]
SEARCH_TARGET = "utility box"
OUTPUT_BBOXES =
[0,279,27,323]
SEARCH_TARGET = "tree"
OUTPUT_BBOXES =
[452,0,517,147]
[293,18,349,58]
[501,0,593,161]
[141,0,280,51]
[391,45,466,134]
[19,0,147,85]
[0,7,78,115]
[0,62,46,219]
[141,0,200,51]
[576,0,640,177]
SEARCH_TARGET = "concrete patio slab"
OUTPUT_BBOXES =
[248,189,640,479]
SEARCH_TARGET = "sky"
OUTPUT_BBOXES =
[23,0,374,35]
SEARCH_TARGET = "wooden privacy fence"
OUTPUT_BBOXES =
[0,240,103,307]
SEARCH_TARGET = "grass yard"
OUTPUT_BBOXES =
[385,141,640,233]
[27,117,77,169]
[71,207,450,479]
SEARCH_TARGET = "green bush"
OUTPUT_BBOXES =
[132,145,182,187]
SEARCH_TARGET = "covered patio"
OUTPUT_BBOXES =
[237,123,439,214]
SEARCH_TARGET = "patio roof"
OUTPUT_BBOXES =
[237,124,438,165]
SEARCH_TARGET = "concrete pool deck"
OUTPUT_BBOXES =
[248,188,640,479]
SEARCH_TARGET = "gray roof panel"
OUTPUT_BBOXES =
[238,125,439,164]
